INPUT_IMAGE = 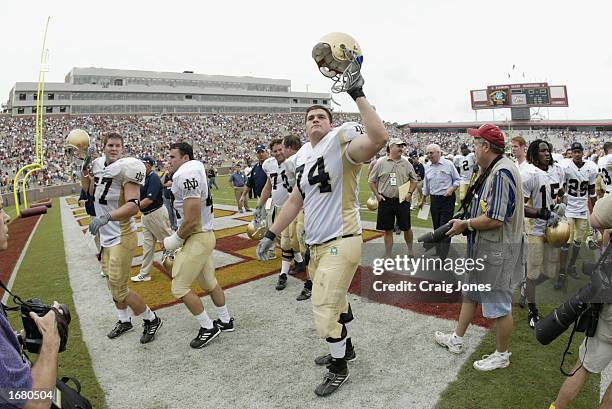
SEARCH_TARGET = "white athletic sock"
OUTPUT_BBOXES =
[327,338,347,359]
[216,305,231,323]
[195,311,214,329]
[293,252,303,263]
[345,322,352,338]
[140,307,155,321]
[116,308,130,323]
[280,260,290,275]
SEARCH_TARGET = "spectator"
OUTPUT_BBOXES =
[229,164,248,212]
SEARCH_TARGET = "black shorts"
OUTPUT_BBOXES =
[376,196,411,231]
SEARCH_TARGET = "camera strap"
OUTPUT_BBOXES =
[0,279,27,310]
[456,154,503,217]
[560,319,587,377]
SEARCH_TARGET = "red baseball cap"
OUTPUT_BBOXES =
[467,124,505,148]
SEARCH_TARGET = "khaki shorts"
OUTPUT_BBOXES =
[101,231,138,303]
[278,206,300,260]
[171,231,217,299]
[568,217,589,244]
[526,235,560,279]
[309,236,362,339]
[578,335,612,374]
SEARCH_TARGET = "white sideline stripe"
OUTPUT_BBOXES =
[1,215,43,305]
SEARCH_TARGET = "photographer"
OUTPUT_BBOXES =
[434,124,526,371]
[550,193,612,409]
[0,196,60,409]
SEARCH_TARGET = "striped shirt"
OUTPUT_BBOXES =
[467,168,517,253]
[423,158,460,196]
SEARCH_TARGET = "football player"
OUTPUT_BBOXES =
[164,142,234,348]
[282,134,313,301]
[255,138,305,291]
[597,142,612,248]
[83,132,162,344]
[556,142,598,289]
[521,140,565,328]
[453,143,476,203]
[256,88,389,395]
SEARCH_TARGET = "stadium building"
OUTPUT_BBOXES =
[5,67,331,115]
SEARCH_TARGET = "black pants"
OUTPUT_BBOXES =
[430,194,455,259]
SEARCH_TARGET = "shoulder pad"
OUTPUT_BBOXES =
[118,158,146,185]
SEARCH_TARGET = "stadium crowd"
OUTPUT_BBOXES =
[0,113,610,193]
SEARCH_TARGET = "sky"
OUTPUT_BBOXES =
[2,0,611,124]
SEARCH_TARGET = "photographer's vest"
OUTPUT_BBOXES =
[472,155,527,291]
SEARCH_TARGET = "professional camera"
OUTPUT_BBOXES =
[535,246,611,346]
[20,298,71,354]
[417,212,463,251]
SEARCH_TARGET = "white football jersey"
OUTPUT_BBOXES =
[171,160,213,232]
[559,159,598,218]
[285,142,313,188]
[298,122,363,245]
[262,157,291,207]
[522,163,565,236]
[454,153,476,184]
[91,157,146,247]
[598,154,612,193]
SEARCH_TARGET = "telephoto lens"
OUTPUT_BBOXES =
[417,223,452,250]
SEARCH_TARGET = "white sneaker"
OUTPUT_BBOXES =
[434,331,464,354]
[473,351,511,371]
[131,273,151,282]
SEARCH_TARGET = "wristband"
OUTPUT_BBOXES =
[348,87,365,101]
[264,230,277,241]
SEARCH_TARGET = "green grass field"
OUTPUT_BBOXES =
[2,173,602,408]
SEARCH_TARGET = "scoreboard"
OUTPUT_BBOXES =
[470,83,568,109]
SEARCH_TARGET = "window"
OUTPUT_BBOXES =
[313,99,318,104]
[323,100,328,105]
[32,94,37,100]
[59,106,67,113]
[32,107,37,113]
[114,79,123,86]
[19,93,26,101]
[293,98,298,103]
[17,107,24,114]
[46,106,53,113]
[185,95,193,100]
[48,93,54,100]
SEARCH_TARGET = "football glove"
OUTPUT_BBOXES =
[163,232,185,252]
[89,213,112,235]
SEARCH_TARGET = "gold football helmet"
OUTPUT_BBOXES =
[366,195,379,211]
[545,221,571,247]
[64,129,91,159]
[162,250,176,273]
[246,220,267,240]
[312,32,363,93]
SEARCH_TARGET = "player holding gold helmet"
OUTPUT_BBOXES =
[81,132,163,344]
[256,33,388,397]
[164,142,234,349]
